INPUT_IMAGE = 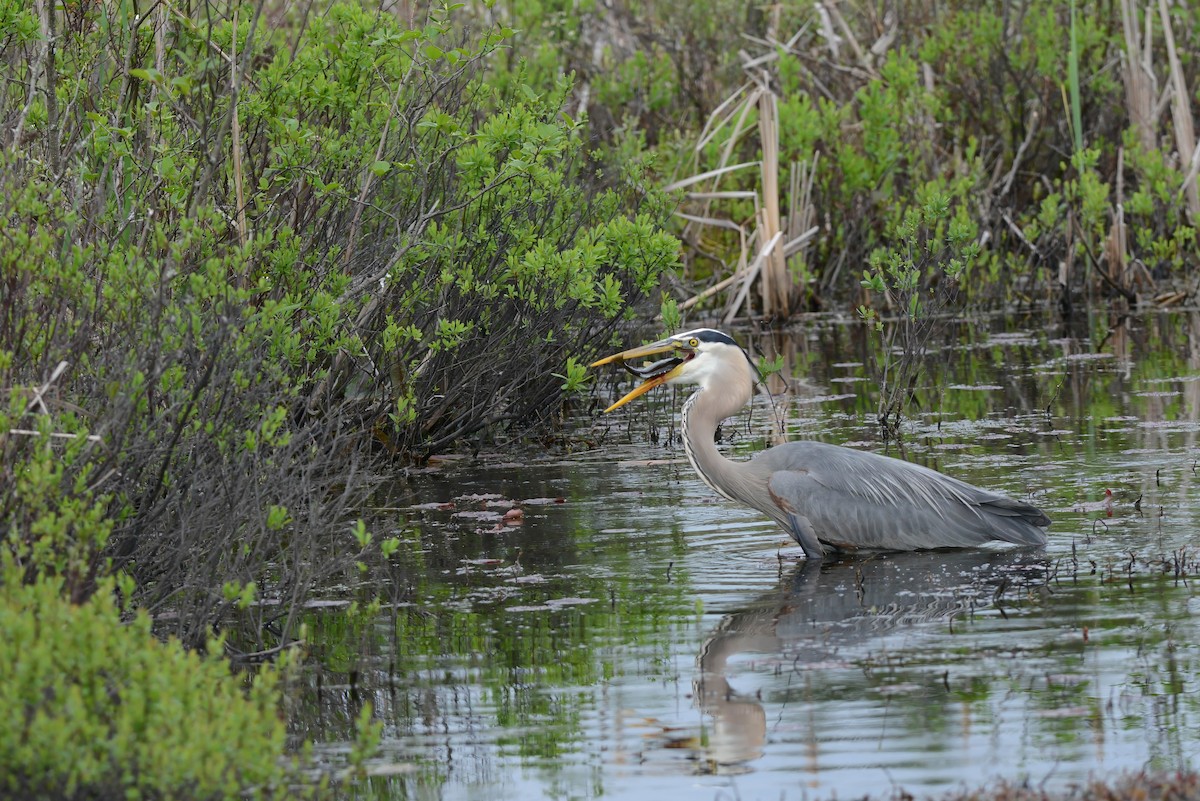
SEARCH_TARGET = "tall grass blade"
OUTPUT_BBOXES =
[1068,0,1084,157]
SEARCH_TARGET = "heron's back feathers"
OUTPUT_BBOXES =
[745,440,1049,554]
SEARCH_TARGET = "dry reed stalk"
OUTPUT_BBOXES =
[716,226,756,322]
[668,162,761,254]
[723,229,783,325]
[704,90,762,189]
[756,83,789,316]
[694,81,755,151]
[674,210,750,230]
[7,429,104,443]
[999,109,1040,199]
[23,361,68,416]
[5,361,104,444]
[814,2,841,58]
[187,0,265,221]
[1177,143,1200,209]
[676,86,762,275]
[669,23,826,320]
[672,209,749,314]
[1106,219,1129,295]
[683,191,759,201]
[677,265,744,313]
[823,0,876,78]
[1158,0,1200,222]
[787,162,801,242]
[666,161,763,194]
[1120,0,1158,153]
[784,226,819,259]
[784,153,818,260]
[739,26,808,71]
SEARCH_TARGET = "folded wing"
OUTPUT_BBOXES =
[758,441,1049,552]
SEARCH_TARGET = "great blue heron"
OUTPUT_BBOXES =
[591,328,1050,560]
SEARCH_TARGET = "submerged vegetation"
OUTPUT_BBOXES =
[3,0,1200,797]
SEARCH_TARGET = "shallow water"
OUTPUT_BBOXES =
[293,309,1200,799]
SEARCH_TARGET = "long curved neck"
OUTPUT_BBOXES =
[680,380,753,503]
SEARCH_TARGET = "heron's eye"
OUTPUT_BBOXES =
[688,337,699,347]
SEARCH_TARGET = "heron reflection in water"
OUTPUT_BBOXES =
[592,329,1050,560]
[693,551,1049,768]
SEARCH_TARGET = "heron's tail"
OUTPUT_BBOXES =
[980,496,1051,544]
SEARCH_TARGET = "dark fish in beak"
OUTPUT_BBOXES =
[624,355,685,380]
[590,337,695,412]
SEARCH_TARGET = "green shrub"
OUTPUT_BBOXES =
[0,0,678,647]
[858,183,980,433]
[0,570,288,800]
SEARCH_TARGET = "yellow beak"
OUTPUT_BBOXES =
[590,338,687,413]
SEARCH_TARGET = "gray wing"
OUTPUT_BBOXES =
[758,441,1049,553]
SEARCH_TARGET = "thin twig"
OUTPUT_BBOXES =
[230,8,247,251]
[8,429,103,443]
[186,0,266,219]
[43,0,60,173]
[24,361,69,416]
[1074,217,1137,302]
[1000,109,1040,198]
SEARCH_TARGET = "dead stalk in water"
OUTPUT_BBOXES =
[1120,0,1158,154]
[1158,0,1200,222]
[671,29,818,321]
[755,81,788,317]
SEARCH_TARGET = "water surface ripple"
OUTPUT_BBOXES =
[296,311,1200,800]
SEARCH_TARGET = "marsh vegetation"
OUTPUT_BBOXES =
[4,1,1200,798]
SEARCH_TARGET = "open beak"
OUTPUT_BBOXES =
[590,337,691,412]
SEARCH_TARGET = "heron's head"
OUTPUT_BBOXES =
[590,328,756,412]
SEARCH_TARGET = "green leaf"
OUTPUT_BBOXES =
[129,67,162,83]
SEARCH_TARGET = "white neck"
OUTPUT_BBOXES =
[678,373,755,504]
